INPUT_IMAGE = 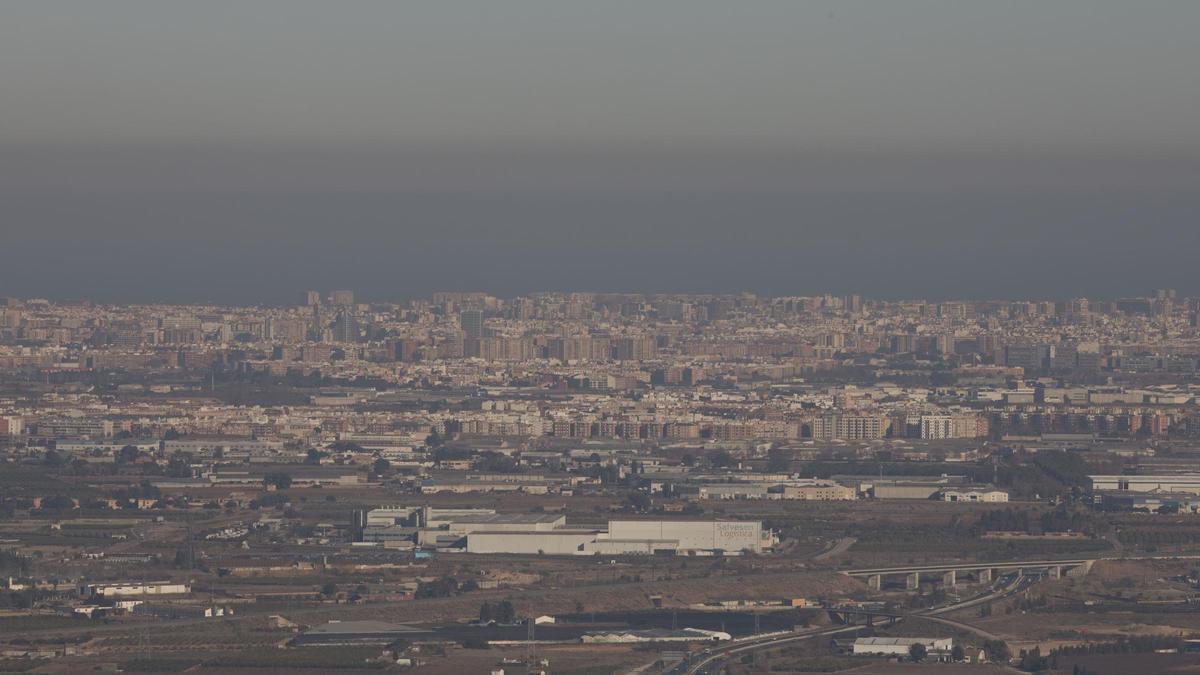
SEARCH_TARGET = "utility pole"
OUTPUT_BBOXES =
[525,615,535,672]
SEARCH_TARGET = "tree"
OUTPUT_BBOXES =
[372,458,391,476]
[166,454,194,477]
[983,639,1011,663]
[951,644,965,662]
[263,472,292,490]
[415,576,458,599]
[116,444,140,464]
[707,450,734,468]
[39,495,76,512]
[767,447,791,473]
[1020,646,1048,672]
[476,451,518,473]
[43,449,68,467]
[321,583,338,597]
[909,643,927,662]
[479,602,494,623]
[495,599,516,624]
[626,491,652,512]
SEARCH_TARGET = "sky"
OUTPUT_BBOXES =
[2,1,1199,303]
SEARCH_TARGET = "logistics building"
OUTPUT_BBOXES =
[1089,474,1200,494]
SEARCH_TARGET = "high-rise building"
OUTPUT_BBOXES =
[331,311,360,343]
[460,310,484,340]
[304,290,321,306]
[329,290,355,307]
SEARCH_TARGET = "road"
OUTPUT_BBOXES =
[812,537,856,562]
[679,571,1030,675]
[843,553,1200,580]
[843,557,1098,576]
[678,624,867,675]
[910,572,1037,642]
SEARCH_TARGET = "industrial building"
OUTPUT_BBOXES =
[938,488,1009,503]
[466,530,603,554]
[581,628,730,643]
[466,518,770,556]
[675,479,855,501]
[1094,491,1200,513]
[860,477,1006,501]
[354,506,570,548]
[1089,474,1200,495]
[354,507,772,555]
[79,582,190,598]
[852,636,953,656]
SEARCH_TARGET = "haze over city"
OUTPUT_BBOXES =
[5,3,1200,674]
[3,1,1200,303]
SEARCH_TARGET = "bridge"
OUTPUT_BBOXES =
[824,605,902,626]
[843,557,1096,590]
[679,571,1031,675]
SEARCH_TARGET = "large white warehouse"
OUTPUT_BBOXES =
[463,519,769,556]
[1089,475,1200,494]
[606,520,765,554]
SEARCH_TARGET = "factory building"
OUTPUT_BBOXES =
[354,506,772,555]
[675,479,855,501]
[606,520,765,553]
[938,488,1008,503]
[80,582,190,598]
[466,519,770,556]
[466,530,602,554]
[1089,474,1200,495]
[853,636,953,656]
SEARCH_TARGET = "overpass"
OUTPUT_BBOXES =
[843,557,1096,590]
[680,571,1031,675]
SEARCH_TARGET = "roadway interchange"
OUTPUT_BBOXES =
[673,571,1032,675]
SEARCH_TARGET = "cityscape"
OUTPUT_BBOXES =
[5,1,1200,674]
[4,289,1200,672]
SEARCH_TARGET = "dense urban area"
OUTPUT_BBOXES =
[5,289,1200,674]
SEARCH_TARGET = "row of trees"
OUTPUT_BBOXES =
[478,600,517,624]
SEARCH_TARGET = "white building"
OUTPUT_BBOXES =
[80,582,190,598]
[605,520,767,554]
[938,488,1009,503]
[1089,475,1200,495]
[461,518,772,556]
[853,636,953,656]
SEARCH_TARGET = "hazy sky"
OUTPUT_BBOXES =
[2,1,1199,303]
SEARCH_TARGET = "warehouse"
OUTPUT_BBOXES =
[581,628,730,643]
[852,636,953,656]
[871,482,946,499]
[80,582,189,598]
[607,520,766,554]
[465,530,602,554]
[1089,474,1200,495]
[460,518,770,555]
[938,488,1009,503]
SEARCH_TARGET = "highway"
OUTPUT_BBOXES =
[844,552,1200,578]
[676,624,867,675]
[843,557,1096,576]
[812,537,857,562]
[677,571,1030,675]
